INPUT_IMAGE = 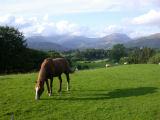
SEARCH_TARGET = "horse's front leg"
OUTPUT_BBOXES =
[46,79,50,94]
[49,77,53,96]
[65,73,70,91]
[57,75,62,92]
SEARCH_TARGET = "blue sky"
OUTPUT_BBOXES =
[0,0,160,38]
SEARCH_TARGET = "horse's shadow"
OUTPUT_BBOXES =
[41,87,158,101]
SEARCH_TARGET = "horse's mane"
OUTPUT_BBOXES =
[36,58,52,88]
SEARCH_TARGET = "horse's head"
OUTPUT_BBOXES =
[35,81,44,100]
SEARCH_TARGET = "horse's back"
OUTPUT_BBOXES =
[53,58,70,73]
[53,58,68,65]
[41,58,54,73]
[41,58,70,76]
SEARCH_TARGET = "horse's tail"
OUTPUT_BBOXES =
[69,67,78,73]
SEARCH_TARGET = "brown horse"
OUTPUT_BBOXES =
[35,58,75,100]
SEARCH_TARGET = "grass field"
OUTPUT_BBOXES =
[0,64,160,120]
[72,59,111,69]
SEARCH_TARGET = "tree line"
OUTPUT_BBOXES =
[63,49,110,61]
[63,44,160,65]
[110,44,160,64]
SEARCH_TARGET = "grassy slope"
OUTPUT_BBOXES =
[0,64,160,120]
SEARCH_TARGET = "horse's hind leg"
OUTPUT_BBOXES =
[57,75,62,92]
[65,73,70,91]
[49,78,53,96]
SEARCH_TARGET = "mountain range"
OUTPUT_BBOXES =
[26,33,160,51]
[124,33,160,48]
[26,33,131,50]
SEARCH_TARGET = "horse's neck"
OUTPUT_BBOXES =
[38,68,46,85]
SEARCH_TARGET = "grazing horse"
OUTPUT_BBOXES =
[35,58,75,100]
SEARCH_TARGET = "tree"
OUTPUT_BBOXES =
[23,49,48,72]
[138,47,155,63]
[0,26,27,73]
[110,44,126,62]
[127,48,140,64]
[148,53,160,64]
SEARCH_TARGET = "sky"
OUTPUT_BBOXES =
[0,0,160,38]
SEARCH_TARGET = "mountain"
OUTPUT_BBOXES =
[27,42,66,51]
[26,35,68,50]
[93,33,132,49]
[26,35,67,43]
[55,35,99,49]
[26,35,90,49]
[124,33,160,48]
[26,33,132,50]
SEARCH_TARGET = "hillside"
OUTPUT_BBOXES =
[124,33,160,48]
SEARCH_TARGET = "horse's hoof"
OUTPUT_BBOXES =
[47,91,50,94]
[49,93,53,96]
[67,89,70,91]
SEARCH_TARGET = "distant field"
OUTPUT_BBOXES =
[73,59,111,69]
[73,61,107,69]
[0,64,160,120]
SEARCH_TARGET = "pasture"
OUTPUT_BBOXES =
[73,59,110,69]
[0,64,160,120]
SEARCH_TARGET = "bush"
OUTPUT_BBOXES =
[148,53,160,64]
[120,57,129,64]
[75,65,89,70]
[82,65,89,69]
[76,65,82,70]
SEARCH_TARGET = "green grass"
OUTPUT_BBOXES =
[0,64,160,120]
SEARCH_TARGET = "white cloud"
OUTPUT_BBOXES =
[3,0,159,16]
[104,25,125,33]
[0,14,93,37]
[1,0,160,16]
[0,14,15,25]
[119,0,160,11]
[131,10,160,27]
[102,24,159,38]
[0,14,116,37]
[43,14,49,21]
[103,25,135,37]
[0,0,122,15]
[0,14,159,39]
[55,20,90,36]
[121,9,160,37]
[139,0,160,8]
